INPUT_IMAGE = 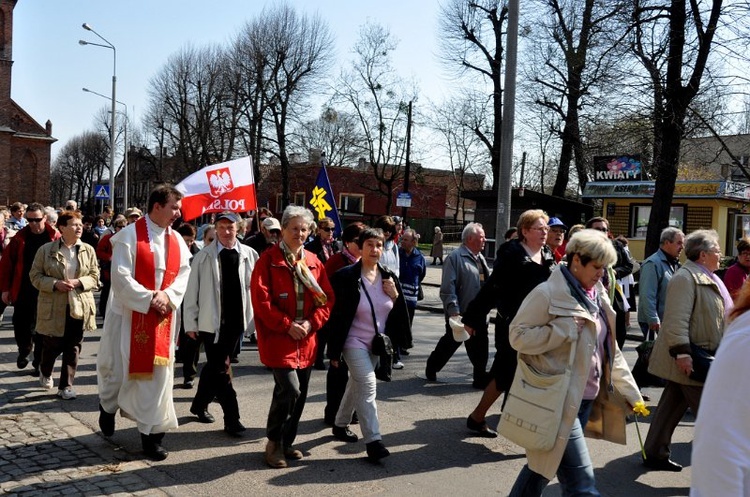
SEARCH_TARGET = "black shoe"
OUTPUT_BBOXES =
[642,457,683,472]
[16,355,28,369]
[401,349,410,356]
[141,433,168,461]
[224,419,246,436]
[190,406,215,424]
[249,333,257,345]
[98,404,116,437]
[230,357,239,364]
[31,366,40,377]
[183,380,195,389]
[366,440,390,462]
[425,367,437,381]
[332,425,358,443]
[466,415,498,438]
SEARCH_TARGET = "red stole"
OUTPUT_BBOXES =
[129,217,181,380]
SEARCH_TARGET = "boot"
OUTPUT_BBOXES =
[98,404,115,437]
[141,433,168,461]
[264,440,287,468]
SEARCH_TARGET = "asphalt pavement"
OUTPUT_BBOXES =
[0,264,695,496]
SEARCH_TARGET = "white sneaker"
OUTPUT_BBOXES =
[392,361,405,370]
[39,374,53,390]
[57,387,76,400]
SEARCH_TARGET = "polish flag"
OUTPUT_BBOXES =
[175,156,257,221]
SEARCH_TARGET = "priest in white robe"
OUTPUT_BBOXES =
[96,185,191,461]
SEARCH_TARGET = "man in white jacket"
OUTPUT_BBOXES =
[183,211,259,435]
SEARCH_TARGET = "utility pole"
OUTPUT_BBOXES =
[400,101,413,222]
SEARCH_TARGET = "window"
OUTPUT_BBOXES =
[294,192,306,206]
[630,204,685,238]
[339,194,364,213]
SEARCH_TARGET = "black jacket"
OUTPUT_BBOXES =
[325,261,413,361]
[305,235,339,264]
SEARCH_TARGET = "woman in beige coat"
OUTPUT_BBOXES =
[30,211,99,400]
[508,229,642,496]
[643,229,730,472]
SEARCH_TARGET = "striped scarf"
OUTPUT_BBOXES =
[279,241,328,319]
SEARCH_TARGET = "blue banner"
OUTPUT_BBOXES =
[309,165,342,237]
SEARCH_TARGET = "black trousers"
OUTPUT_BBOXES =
[39,312,84,389]
[179,328,203,382]
[191,330,241,422]
[325,359,350,423]
[426,316,488,381]
[13,297,42,368]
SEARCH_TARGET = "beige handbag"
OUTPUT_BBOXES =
[498,339,577,451]
[68,289,85,320]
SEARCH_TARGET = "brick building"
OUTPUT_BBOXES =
[0,0,55,206]
[257,157,484,225]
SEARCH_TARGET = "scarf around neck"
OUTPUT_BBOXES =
[279,240,327,308]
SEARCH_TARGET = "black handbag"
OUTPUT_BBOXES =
[360,278,394,382]
[689,343,715,382]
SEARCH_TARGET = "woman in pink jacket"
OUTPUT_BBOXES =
[251,205,334,469]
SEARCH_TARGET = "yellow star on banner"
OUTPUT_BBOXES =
[310,186,332,219]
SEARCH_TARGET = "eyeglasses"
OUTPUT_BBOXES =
[26,218,44,223]
[593,227,609,233]
[530,226,550,233]
[549,227,566,234]
[320,227,333,232]
[740,251,750,257]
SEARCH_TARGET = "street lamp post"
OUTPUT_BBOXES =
[82,88,129,210]
[79,23,116,212]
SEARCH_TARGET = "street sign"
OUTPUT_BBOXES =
[94,184,110,199]
[396,192,412,207]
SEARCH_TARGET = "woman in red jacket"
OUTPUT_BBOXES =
[251,205,334,469]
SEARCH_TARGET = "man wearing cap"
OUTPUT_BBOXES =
[96,185,192,461]
[124,207,143,223]
[183,212,259,435]
[547,217,568,263]
[243,216,281,255]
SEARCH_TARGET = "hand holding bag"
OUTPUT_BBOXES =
[689,343,715,382]
[498,336,577,451]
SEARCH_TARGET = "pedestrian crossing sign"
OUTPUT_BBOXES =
[94,184,110,199]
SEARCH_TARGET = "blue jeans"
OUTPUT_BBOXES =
[509,400,600,497]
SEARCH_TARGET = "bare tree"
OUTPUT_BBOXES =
[439,0,507,190]
[248,4,334,208]
[145,43,234,181]
[50,131,109,211]
[522,0,629,197]
[289,107,367,167]
[427,95,486,222]
[633,0,727,256]
[333,22,415,213]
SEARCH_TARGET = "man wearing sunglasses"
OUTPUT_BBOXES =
[305,216,338,264]
[0,202,60,375]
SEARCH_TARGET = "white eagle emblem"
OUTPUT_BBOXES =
[207,168,235,198]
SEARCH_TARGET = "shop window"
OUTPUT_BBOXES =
[339,193,364,213]
[630,205,685,238]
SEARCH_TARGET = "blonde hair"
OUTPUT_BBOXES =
[516,209,549,242]
[565,229,617,266]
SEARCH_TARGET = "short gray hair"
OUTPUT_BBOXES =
[565,229,617,267]
[402,228,418,240]
[660,227,684,244]
[462,222,483,243]
[684,229,720,261]
[281,205,314,229]
[44,206,58,225]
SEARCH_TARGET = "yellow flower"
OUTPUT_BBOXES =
[633,401,650,417]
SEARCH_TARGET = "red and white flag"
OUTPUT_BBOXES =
[175,156,257,221]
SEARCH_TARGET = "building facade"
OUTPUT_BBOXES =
[0,0,55,206]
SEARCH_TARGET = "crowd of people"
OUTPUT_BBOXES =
[1,189,748,494]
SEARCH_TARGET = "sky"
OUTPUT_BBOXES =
[11,0,452,163]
